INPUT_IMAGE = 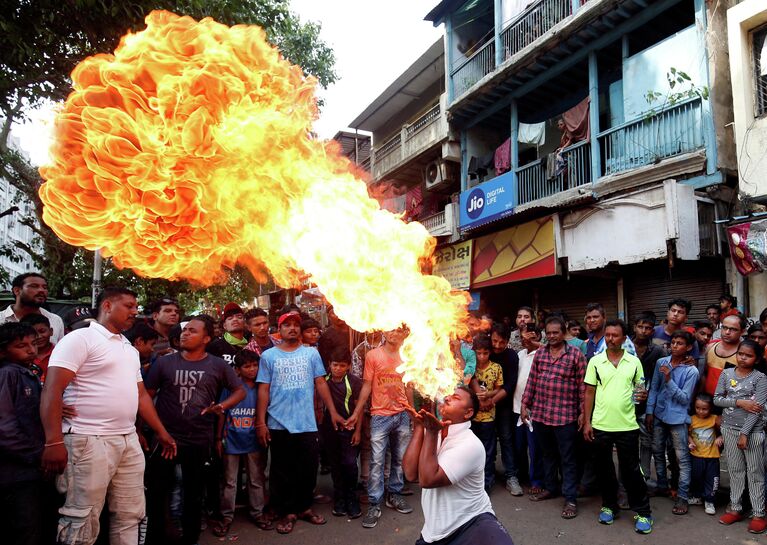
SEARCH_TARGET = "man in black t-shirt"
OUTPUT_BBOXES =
[208,303,248,365]
[145,315,245,545]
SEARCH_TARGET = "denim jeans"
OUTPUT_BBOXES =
[368,412,411,505]
[495,404,517,480]
[471,420,497,488]
[537,421,579,502]
[652,421,691,500]
[512,412,544,488]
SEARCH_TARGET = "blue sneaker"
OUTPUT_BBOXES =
[598,507,615,525]
[634,515,654,534]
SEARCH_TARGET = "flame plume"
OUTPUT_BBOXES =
[39,10,468,397]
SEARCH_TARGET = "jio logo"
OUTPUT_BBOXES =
[466,188,485,219]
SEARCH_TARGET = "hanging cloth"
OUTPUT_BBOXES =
[518,122,546,146]
[562,96,590,143]
[494,138,512,174]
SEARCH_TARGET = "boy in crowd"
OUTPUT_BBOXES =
[631,312,666,487]
[513,327,545,494]
[19,313,55,384]
[0,322,47,545]
[490,323,522,496]
[245,308,274,356]
[124,321,160,377]
[646,331,699,514]
[687,393,722,515]
[215,350,271,536]
[471,334,505,492]
[322,346,363,519]
[302,318,322,347]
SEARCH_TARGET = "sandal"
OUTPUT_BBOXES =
[528,486,545,495]
[298,509,327,525]
[561,501,578,519]
[529,490,556,502]
[276,514,297,534]
[212,520,231,537]
[672,498,689,515]
[250,514,274,531]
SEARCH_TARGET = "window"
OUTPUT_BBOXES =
[754,24,767,117]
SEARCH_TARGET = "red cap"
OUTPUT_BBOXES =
[277,311,302,327]
[222,302,244,320]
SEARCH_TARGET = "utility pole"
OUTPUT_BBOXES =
[92,249,102,305]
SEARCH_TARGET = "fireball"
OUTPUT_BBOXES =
[39,10,468,397]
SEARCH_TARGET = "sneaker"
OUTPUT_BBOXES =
[362,504,381,528]
[598,507,615,525]
[720,511,745,525]
[347,497,362,519]
[749,517,767,534]
[704,502,716,515]
[634,515,653,534]
[506,477,524,496]
[688,497,702,506]
[385,493,413,514]
[332,497,347,517]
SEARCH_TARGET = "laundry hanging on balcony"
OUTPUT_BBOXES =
[495,138,512,175]
[561,96,590,143]
[518,122,546,146]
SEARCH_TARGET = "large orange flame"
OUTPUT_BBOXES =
[39,10,468,397]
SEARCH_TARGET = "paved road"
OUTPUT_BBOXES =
[200,473,752,545]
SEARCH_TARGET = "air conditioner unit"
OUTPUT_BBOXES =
[423,160,457,191]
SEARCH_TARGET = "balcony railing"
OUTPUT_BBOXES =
[501,0,573,61]
[359,156,371,171]
[376,133,402,160]
[419,202,457,237]
[451,39,496,98]
[406,103,441,139]
[515,140,591,205]
[598,97,704,176]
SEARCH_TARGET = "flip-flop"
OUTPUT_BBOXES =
[561,502,578,519]
[298,510,327,525]
[529,490,556,502]
[276,514,297,534]
[212,520,231,537]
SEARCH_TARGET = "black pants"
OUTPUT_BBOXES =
[147,445,208,545]
[321,421,359,500]
[270,430,320,516]
[415,512,514,545]
[0,479,43,545]
[593,429,651,517]
[537,421,579,502]
[690,456,720,502]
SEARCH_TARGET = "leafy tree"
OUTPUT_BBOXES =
[0,0,337,298]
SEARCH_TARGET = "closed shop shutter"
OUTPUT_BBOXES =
[625,259,725,323]
[539,275,618,323]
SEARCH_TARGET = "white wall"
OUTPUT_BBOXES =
[559,180,699,271]
[728,0,767,200]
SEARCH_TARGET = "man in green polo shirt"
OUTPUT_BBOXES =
[582,319,654,535]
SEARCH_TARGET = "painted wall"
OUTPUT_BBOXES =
[622,25,704,121]
[559,180,699,271]
[728,0,767,199]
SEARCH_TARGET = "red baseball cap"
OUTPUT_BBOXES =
[277,311,302,327]
[222,302,244,320]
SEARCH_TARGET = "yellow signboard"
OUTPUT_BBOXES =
[433,240,473,290]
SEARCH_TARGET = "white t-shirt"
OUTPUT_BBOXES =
[513,349,536,413]
[1,305,65,343]
[420,421,494,542]
[48,322,142,435]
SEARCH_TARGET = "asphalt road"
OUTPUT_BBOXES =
[200,472,754,545]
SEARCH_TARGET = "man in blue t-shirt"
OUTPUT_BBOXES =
[256,311,345,534]
[651,299,700,359]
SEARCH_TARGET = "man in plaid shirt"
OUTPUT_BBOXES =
[521,316,586,520]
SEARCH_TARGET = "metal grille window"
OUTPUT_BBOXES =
[754,25,767,117]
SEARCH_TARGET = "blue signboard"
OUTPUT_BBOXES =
[458,171,515,231]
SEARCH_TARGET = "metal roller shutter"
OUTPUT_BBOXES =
[539,276,619,322]
[625,259,726,323]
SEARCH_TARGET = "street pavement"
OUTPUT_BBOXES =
[200,472,754,545]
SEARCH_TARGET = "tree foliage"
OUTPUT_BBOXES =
[0,0,337,299]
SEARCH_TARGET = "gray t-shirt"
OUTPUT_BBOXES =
[146,353,241,446]
[714,367,767,435]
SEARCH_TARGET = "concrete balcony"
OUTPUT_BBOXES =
[419,202,459,240]
[371,95,450,181]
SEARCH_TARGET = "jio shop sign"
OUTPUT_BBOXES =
[458,171,515,231]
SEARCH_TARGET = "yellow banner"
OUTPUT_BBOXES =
[433,240,473,290]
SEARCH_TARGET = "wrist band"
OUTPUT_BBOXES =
[255,424,267,429]
[45,441,64,447]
